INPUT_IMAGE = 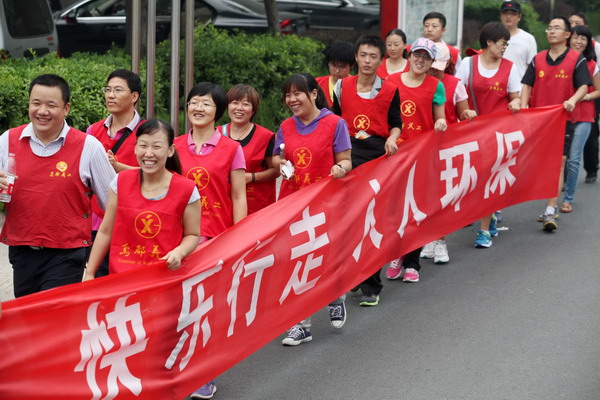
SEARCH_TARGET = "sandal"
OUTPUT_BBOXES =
[560,202,572,213]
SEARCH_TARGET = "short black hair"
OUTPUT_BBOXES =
[29,74,70,104]
[186,82,228,122]
[107,69,142,104]
[423,12,446,28]
[480,22,511,49]
[324,41,355,67]
[282,73,328,111]
[569,11,589,25]
[550,16,572,33]
[354,35,385,60]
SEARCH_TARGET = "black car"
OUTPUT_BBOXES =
[54,0,310,57]
[267,0,379,30]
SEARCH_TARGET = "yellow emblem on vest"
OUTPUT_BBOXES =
[135,211,162,239]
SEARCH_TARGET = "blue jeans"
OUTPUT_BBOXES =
[564,122,591,203]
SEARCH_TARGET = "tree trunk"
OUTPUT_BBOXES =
[264,0,281,34]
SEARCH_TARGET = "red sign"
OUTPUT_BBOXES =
[0,106,565,399]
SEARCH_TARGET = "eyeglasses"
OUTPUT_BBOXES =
[103,87,127,94]
[412,52,433,61]
[187,100,216,109]
[545,26,566,32]
[496,40,509,47]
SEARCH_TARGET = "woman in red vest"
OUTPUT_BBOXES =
[217,84,278,215]
[175,82,247,400]
[84,119,201,278]
[377,28,409,79]
[273,73,352,346]
[456,22,521,248]
[562,25,600,212]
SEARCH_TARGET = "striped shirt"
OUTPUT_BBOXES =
[0,121,116,209]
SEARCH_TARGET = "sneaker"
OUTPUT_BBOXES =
[585,172,597,183]
[282,326,312,346]
[489,214,498,237]
[359,294,379,307]
[420,241,435,258]
[386,258,404,280]
[433,240,449,264]
[475,230,492,248]
[191,381,217,399]
[537,212,559,222]
[494,210,502,223]
[542,213,558,232]
[327,301,346,329]
[402,267,419,282]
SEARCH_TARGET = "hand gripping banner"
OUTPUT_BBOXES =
[0,106,566,399]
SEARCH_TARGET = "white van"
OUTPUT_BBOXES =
[0,0,59,58]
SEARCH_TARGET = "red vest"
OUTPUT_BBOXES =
[340,75,396,138]
[571,60,597,123]
[388,73,439,140]
[109,169,195,274]
[531,49,580,120]
[377,59,410,80]
[278,114,338,199]
[316,75,333,107]
[1,125,92,248]
[175,133,240,238]
[88,118,143,221]
[467,55,512,116]
[218,123,276,214]
[441,74,460,123]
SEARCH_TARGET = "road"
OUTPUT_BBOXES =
[2,180,599,399]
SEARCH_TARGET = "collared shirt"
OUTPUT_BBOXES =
[521,48,592,89]
[185,129,246,170]
[1,122,116,209]
[101,110,141,140]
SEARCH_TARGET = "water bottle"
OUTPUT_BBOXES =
[0,153,16,203]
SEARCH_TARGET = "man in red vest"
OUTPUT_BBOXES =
[521,17,591,231]
[0,74,115,297]
[331,35,402,307]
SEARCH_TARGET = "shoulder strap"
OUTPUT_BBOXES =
[111,119,143,154]
[469,56,479,115]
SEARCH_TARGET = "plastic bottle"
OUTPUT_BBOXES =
[0,153,16,203]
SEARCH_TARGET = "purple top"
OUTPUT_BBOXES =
[273,108,351,156]
[185,129,246,170]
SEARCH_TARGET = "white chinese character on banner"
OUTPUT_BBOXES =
[397,162,427,237]
[439,141,480,211]
[352,179,383,261]
[165,262,222,372]
[485,130,525,198]
[75,294,148,400]
[279,207,329,304]
[227,237,275,337]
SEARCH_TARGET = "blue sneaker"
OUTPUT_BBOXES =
[475,230,492,248]
[489,214,498,237]
[191,381,217,399]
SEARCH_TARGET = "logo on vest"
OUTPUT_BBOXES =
[135,211,161,239]
[187,166,210,190]
[293,147,312,170]
[50,161,72,178]
[554,69,569,79]
[538,70,545,78]
[489,82,503,92]
[353,114,371,131]
[401,100,417,117]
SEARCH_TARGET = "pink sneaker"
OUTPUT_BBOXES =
[386,258,403,280]
[402,267,419,282]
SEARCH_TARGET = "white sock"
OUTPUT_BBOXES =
[545,206,556,215]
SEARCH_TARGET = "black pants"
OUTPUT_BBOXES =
[583,119,599,175]
[9,246,87,298]
[85,230,109,278]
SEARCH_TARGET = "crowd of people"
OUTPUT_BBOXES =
[0,1,598,398]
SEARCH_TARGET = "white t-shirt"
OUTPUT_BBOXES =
[455,56,522,94]
[454,81,468,104]
[110,174,200,204]
[503,29,538,81]
[594,40,600,64]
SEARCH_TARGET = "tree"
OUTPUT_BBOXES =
[264,0,281,34]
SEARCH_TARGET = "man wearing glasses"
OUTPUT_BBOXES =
[0,74,114,297]
[499,0,537,86]
[521,16,592,231]
[86,69,144,277]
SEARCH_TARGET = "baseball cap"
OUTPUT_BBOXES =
[465,48,482,57]
[431,43,450,71]
[500,0,521,13]
[410,37,437,60]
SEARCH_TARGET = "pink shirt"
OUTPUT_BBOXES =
[185,129,246,171]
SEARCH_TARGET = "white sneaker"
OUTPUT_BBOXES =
[434,240,449,264]
[420,241,435,258]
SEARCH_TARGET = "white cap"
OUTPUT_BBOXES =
[431,43,450,71]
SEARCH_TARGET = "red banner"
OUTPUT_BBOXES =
[0,106,565,399]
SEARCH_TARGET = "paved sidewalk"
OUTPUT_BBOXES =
[0,213,12,302]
